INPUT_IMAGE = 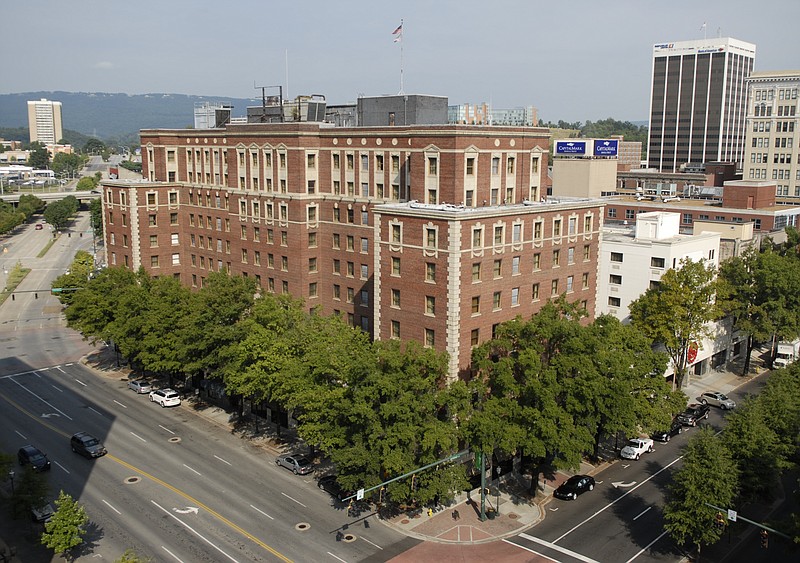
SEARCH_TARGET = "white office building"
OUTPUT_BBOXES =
[27,98,63,145]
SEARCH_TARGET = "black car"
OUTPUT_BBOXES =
[554,475,595,500]
[70,432,107,458]
[652,421,683,442]
[676,403,711,426]
[317,475,348,501]
[18,445,51,472]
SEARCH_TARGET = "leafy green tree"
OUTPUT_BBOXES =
[722,397,781,503]
[43,196,79,231]
[17,194,46,218]
[0,200,25,234]
[629,259,718,390]
[663,428,739,560]
[28,141,50,169]
[51,250,95,305]
[52,153,83,177]
[41,490,89,557]
[757,363,800,465]
[89,197,103,238]
[76,176,98,191]
[83,138,106,155]
[115,549,151,563]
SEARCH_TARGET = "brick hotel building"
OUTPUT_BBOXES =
[101,122,604,380]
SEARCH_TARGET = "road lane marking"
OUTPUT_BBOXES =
[0,387,292,563]
[51,384,63,392]
[502,540,560,563]
[102,499,121,515]
[633,507,652,521]
[159,425,175,434]
[15,430,26,439]
[113,399,127,408]
[56,366,66,373]
[214,455,232,466]
[88,406,103,416]
[360,536,382,550]
[151,501,239,563]
[612,481,636,488]
[281,492,307,508]
[183,464,202,476]
[327,553,347,563]
[54,461,69,474]
[553,456,684,544]
[250,505,274,520]
[625,530,668,562]
[75,379,87,386]
[517,533,600,563]
[161,546,185,563]
[130,432,147,443]
[8,377,73,420]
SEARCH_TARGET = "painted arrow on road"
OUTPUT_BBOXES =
[173,506,199,515]
[612,481,637,488]
[41,413,61,418]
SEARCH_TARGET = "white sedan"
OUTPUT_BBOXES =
[149,388,181,407]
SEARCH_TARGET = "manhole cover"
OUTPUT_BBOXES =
[124,476,141,484]
[168,437,181,443]
[295,522,310,531]
[401,519,410,524]
[508,513,519,519]
[343,534,356,543]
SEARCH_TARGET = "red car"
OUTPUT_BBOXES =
[35,223,43,230]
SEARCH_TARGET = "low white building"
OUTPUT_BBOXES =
[597,212,740,384]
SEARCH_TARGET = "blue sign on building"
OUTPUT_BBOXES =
[593,139,618,156]
[555,141,586,155]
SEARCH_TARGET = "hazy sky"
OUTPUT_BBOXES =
[6,0,799,123]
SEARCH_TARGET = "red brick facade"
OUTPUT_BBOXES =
[102,123,604,380]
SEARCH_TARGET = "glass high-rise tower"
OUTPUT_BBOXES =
[647,38,755,172]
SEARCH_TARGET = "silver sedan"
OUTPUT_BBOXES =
[127,379,153,394]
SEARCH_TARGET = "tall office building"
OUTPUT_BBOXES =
[27,98,63,144]
[647,38,755,173]
[742,70,800,205]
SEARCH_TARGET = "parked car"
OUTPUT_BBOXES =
[18,445,51,472]
[276,455,313,475]
[149,388,181,407]
[127,379,153,394]
[31,503,55,523]
[317,475,348,501]
[35,223,43,230]
[70,432,107,458]
[698,391,736,410]
[554,475,595,500]
[677,403,711,426]
[620,437,655,460]
[651,421,683,442]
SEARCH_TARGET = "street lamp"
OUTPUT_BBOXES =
[8,470,14,495]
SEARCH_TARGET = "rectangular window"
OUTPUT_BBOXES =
[333,233,340,249]
[494,225,503,245]
[361,238,368,253]
[511,287,519,306]
[425,296,435,315]
[532,282,540,300]
[512,223,522,243]
[533,253,541,270]
[553,219,562,237]
[466,157,475,175]
[391,320,400,339]
[424,328,435,348]
[392,224,401,244]
[347,235,355,251]
[471,296,480,314]
[347,262,354,277]
[493,259,502,278]
[149,235,158,247]
[472,228,482,248]
[308,257,317,272]
[309,282,318,297]
[426,262,436,282]
[361,264,368,279]
[333,284,340,300]
[392,257,401,276]
[472,263,481,282]
[551,279,558,295]
[610,274,622,284]
[608,296,621,307]
[360,290,368,306]
[471,329,480,346]
[512,256,520,275]
[582,272,589,289]
[426,228,436,248]
[391,289,401,308]
[553,249,560,266]
[651,257,665,268]
[493,291,501,309]
[333,259,340,274]
[610,252,623,263]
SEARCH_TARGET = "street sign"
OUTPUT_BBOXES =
[356,488,364,501]
[727,508,737,522]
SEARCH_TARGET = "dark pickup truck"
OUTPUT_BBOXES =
[676,403,710,426]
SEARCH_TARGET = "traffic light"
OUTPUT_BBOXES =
[760,529,768,549]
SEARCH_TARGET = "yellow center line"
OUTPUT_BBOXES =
[0,389,293,563]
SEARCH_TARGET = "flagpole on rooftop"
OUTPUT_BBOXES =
[399,19,404,95]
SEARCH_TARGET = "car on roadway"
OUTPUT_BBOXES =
[31,503,55,523]
[149,388,181,407]
[70,432,107,458]
[620,437,655,460]
[127,379,153,394]
[651,420,683,442]
[554,475,595,500]
[18,445,51,472]
[698,391,736,410]
[676,403,711,426]
[276,454,313,475]
[35,223,43,230]
[317,475,349,501]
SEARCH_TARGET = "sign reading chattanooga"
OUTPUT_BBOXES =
[555,141,586,155]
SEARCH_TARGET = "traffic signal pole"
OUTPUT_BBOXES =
[703,502,790,540]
